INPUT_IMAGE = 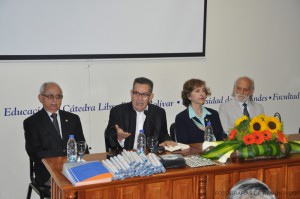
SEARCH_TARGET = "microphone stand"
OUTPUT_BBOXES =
[106,126,122,158]
[274,112,281,123]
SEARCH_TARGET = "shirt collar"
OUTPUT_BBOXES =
[238,99,250,108]
[134,106,148,114]
[188,105,211,120]
[45,110,59,117]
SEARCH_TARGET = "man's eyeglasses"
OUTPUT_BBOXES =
[132,91,151,99]
[41,94,63,100]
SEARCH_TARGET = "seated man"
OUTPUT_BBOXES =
[219,76,264,134]
[24,82,88,186]
[105,77,176,151]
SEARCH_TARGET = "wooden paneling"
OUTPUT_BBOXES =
[145,181,168,199]
[213,173,235,199]
[115,185,140,199]
[286,165,300,199]
[82,188,110,199]
[264,166,286,199]
[172,178,193,199]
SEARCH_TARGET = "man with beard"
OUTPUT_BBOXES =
[219,76,264,134]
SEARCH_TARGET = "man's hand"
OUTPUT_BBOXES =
[159,140,177,147]
[115,124,131,141]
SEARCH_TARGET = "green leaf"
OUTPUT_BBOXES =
[268,142,280,156]
[238,145,255,158]
[289,141,300,152]
[237,142,282,158]
[251,144,265,156]
[201,141,241,160]
[261,142,272,156]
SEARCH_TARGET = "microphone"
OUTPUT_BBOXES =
[105,126,121,155]
[274,112,281,122]
[144,110,157,137]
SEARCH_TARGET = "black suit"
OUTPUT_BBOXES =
[175,108,225,144]
[24,108,88,186]
[105,102,171,150]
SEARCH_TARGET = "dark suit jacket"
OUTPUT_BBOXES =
[175,107,225,144]
[105,102,171,150]
[24,108,87,186]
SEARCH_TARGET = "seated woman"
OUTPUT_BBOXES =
[175,79,225,144]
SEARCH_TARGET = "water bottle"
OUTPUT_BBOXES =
[67,134,77,163]
[137,129,146,154]
[204,122,216,142]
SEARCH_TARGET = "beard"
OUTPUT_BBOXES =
[235,93,250,103]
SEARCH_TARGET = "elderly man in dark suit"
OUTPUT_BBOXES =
[24,82,88,186]
[105,77,176,151]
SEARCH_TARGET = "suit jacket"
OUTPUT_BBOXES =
[24,108,87,186]
[105,102,171,150]
[175,108,224,144]
[219,98,264,134]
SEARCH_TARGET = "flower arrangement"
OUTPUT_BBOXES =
[201,115,300,163]
[230,114,287,145]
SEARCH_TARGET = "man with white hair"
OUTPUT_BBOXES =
[219,76,264,134]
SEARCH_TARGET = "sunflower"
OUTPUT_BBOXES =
[256,114,268,122]
[249,116,266,132]
[266,117,282,133]
[234,115,249,127]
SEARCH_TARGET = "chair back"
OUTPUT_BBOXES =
[26,159,50,199]
[29,159,35,183]
[170,123,177,142]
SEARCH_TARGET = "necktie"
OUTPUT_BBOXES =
[51,113,61,138]
[243,103,250,118]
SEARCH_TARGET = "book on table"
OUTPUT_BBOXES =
[62,161,113,186]
[164,142,190,152]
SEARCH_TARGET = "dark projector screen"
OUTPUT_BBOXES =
[0,0,206,60]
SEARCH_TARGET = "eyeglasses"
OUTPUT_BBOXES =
[41,94,63,100]
[132,91,151,99]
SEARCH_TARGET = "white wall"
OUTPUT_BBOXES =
[0,1,299,198]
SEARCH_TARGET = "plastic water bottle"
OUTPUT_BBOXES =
[67,135,77,163]
[204,122,216,142]
[137,129,146,154]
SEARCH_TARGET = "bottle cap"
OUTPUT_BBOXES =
[69,134,75,138]
[139,129,144,133]
[207,121,212,126]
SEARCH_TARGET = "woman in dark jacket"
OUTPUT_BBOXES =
[175,79,225,144]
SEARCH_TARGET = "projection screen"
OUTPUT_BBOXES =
[0,0,206,60]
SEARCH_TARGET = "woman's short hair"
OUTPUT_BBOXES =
[181,79,211,107]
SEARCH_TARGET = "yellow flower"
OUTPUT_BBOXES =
[234,115,249,127]
[256,114,268,122]
[266,116,281,133]
[249,116,266,132]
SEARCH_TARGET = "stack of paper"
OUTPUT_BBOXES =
[62,161,113,186]
[164,143,190,152]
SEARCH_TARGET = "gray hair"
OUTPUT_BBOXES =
[228,178,276,199]
[231,76,255,100]
[39,82,62,94]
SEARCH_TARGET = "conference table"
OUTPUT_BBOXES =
[43,134,300,199]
